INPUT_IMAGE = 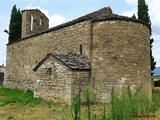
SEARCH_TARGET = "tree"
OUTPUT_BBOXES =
[132,14,136,19]
[8,5,22,43]
[137,0,156,76]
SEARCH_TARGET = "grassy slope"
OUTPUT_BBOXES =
[0,86,160,120]
[0,86,72,120]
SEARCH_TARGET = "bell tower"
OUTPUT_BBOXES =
[21,9,49,38]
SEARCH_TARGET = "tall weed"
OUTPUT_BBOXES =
[71,90,81,120]
[110,86,153,120]
[84,86,93,120]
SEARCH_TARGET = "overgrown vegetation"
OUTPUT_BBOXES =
[70,86,160,120]
[154,80,160,87]
[110,88,152,120]
[71,90,81,120]
[0,85,160,120]
[0,86,41,107]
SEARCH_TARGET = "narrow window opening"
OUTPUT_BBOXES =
[80,44,82,54]
[46,68,52,75]
[31,15,33,31]
[39,19,42,26]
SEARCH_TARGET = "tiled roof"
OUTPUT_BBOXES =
[33,52,90,71]
[8,7,150,45]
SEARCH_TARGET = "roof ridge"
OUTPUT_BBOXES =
[7,7,150,45]
[33,52,90,71]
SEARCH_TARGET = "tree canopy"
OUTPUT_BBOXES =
[8,5,22,43]
[138,0,151,25]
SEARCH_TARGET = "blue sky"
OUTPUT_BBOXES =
[0,0,160,67]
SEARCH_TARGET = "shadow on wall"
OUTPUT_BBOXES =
[0,72,4,85]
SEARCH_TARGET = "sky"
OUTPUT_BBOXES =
[0,0,159,67]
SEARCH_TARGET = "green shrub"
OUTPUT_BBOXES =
[154,80,160,87]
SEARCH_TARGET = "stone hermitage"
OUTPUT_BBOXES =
[5,7,152,103]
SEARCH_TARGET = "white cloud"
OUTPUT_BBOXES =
[148,0,160,27]
[125,0,137,5]
[121,0,137,17]
[122,10,136,17]
[49,14,65,27]
[25,5,65,28]
[152,34,160,67]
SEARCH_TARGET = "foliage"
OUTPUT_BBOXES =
[111,87,152,120]
[138,0,150,25]
[84,86,93,120]
[8,5,22,43]
[152,88,160,111]
[150,38,156,75]
[71,90,81,120]
[154,80,160,87]
[137,0,156,76]
[132,14,136,19]
[0,86,41,106]
[1,86,160,119]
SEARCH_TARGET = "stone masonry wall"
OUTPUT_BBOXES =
[21,10,49,38]
[34,56,72,103]
[34,55,91,103]
[0,65,5,73]
[71,70,91,101]
[5,20,92,90]
[92,20,151,102]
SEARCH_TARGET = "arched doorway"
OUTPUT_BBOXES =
[0,72,4,85]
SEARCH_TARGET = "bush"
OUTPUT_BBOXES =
[154,80,160,87]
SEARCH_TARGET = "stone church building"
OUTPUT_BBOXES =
[5,7,152,103]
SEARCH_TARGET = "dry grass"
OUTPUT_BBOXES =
[0,102,108,120]
[0,102,71,120]
[0,86,160,120]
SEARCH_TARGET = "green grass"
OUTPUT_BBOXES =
[151,88,160,112]
[110,90,152,120]
[0,85,41,106]
[0,85,160,120]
